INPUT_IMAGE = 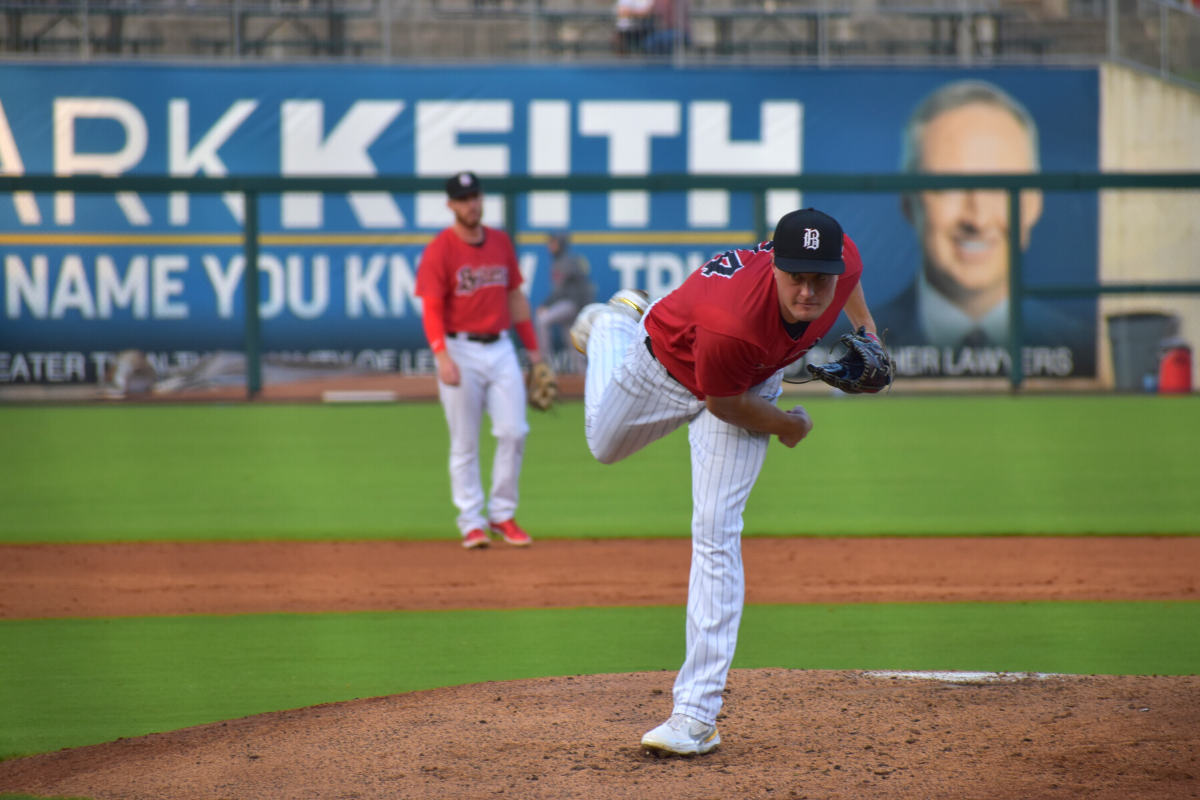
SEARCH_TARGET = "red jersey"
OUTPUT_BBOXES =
[644,235,864,398]
[415,227,522,334]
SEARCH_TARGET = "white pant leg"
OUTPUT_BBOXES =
[438,337,490,535]
[585,312,702,465]
[672,371,784,726]
[484,339,530,523]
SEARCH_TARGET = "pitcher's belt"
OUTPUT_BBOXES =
[644,336,682,384]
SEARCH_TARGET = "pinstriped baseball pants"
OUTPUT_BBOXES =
[585,309,783,726]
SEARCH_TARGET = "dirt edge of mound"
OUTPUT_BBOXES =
[2,670,1198,800]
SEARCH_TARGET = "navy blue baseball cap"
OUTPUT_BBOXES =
[446,171,481,199]
[772,208,846,274]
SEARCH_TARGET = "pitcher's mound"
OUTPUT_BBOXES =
[2,669,1197,800]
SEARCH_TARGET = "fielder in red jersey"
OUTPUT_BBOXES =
[415,172,543,550]
[417,225,522,337]
[572,208,884,756]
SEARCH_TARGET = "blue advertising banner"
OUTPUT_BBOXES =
[0,64,1099,385]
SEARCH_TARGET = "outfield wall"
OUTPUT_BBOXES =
[0,63,1192,391]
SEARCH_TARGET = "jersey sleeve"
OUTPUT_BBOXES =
[421,292,448,353]
[842,234,864,282]
[692,327,771,398]
[415,235,447,299]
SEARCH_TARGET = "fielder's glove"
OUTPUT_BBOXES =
[806,327,895,394]
[526,361,559,411]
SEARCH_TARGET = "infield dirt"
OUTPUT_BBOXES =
[2,536,1197,619]
[1,536,1197,799]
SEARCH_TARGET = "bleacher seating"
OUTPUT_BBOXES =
[0,0,1194,85]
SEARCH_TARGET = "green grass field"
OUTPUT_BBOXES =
[1,396,1198,762]
[3,396,1199,542]
[3,602,1198,759]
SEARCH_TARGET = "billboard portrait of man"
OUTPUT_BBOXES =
[875,79,1092,364]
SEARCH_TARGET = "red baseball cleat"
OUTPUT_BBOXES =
[462,529,490,549]
[489,519,532,546]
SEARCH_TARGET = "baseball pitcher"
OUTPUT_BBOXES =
[570,207,893,755]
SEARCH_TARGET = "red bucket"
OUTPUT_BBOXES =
[1158,340,1193,394]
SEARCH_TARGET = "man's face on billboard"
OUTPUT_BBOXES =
[916,102,1043,314]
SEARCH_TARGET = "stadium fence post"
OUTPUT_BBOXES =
[752,190,767,245]
[1007,186,1024,391]
[243,190,262,399]
[505,192,518,246]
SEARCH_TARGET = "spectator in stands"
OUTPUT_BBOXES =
[535,232,595,372]
[642,0,689,54]
[614,0,687,54]
[614,0,655,53]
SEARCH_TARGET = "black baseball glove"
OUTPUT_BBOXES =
[806,327,894,394]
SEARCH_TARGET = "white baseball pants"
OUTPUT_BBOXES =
[437,333,530,536]
[585,309,782,727]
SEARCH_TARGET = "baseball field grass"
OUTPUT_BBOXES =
[3,395,1199,542]
[2,395,1198,763]
[3,602,1198,759]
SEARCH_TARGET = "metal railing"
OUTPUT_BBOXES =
[1,171,1198,395]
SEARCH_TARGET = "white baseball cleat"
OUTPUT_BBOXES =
[640,713,721,756]
[569,302,610,355]
[607,288,651,321]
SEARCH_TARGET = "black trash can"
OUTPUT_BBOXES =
[1107,312,1179,392]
